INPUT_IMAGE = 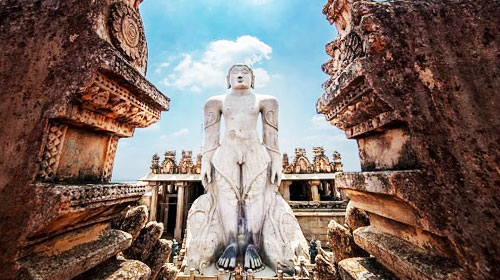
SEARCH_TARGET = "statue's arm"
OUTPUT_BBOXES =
[261,96,282,186]
[201,97,222,185]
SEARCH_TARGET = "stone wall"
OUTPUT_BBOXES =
[318,0,500,279]
[295,211,345,245]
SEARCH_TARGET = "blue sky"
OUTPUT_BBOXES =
[112,0,361,181]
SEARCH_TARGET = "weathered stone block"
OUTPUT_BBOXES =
[124,221,164,262]
[314,253,338,280]
[113,205,149,241]
[327,220,367,264]
[75,257,151,280]
[26,183,146,243]
[18,229,132,280]
[357,128,417,171]
[145,239,172,280]
[353,226,463,280]
[338,257,396,280]
[345,202,369,232]
[156,263,179,280]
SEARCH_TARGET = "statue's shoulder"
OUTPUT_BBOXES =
[204,95,225,109]
[256,93,278,108]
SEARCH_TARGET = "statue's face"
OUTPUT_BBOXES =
[229,66,253,89]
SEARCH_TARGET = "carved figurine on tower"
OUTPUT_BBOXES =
[184,64,308,274]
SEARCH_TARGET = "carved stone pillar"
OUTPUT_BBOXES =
[319,0,499,279]
[279,180,292,201]
[150,183,159,222]
[174,182,186,240]
[0,0,169,277]
[162,197,170,230]
[309,180,321,202]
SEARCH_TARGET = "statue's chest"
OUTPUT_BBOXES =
[223,98,259,117]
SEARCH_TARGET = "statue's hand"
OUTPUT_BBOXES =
[270,160,282,186]
[200,161,212,186]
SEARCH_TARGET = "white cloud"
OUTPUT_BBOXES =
[161,35,272,91]
[154,62,170,74]
[172,128,189,137]
[311,114,335,130]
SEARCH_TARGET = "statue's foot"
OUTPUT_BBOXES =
[217,243,237,270]
[244,244,263,270]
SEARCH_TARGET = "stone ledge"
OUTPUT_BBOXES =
[353,227,463,280]
[19,229,132,280]
[37,182,146,208]
[338,257,397,280]
[335,170,421,197]
[27,183,146,243]
[335,170,444,235]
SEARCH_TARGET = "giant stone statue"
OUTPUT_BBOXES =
[184,64,308,274]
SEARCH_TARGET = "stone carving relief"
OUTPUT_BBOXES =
[313,147,332,173]
[151,148,344,175]
[79,73,160,128]
[179,150,194,174]
[38,122,68,181]
[293,148,312,173]
[109,2,147,72]
[103,136,119,181]
[151,153,160,174]
[161,151,178,174]
[50,183,146,207]
[60,104,135,137]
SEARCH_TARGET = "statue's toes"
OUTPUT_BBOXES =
[244,245,263,270]
[229,256,236,269]
[217,244,237,270]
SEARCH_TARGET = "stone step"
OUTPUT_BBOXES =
[338,257,396,280]
[20,229,132,280]
[74,257,151,280]
[353,227,464,280]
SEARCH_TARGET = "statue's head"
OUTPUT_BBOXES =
[227,64,255,89]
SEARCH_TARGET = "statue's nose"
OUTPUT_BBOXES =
[237,75,243,79]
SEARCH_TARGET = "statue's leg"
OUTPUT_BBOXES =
[242,173,267,270]
[215,169,239,270]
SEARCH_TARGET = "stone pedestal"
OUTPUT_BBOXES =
[0,0,169,278]
[318,0,500,279]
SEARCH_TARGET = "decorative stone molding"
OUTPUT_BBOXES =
[52,183,147,207]
[58,104,134,137]
[317,0,398,136]
[79,72,161,127]
[38,122,68,181]
[313,147,332,173]
[151,148,344,175]
[108,1,147,71]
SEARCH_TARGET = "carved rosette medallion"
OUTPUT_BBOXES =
[109,2,147,69]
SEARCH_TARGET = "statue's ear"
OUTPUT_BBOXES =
[251,75,255,89]
[227,75,231,89]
